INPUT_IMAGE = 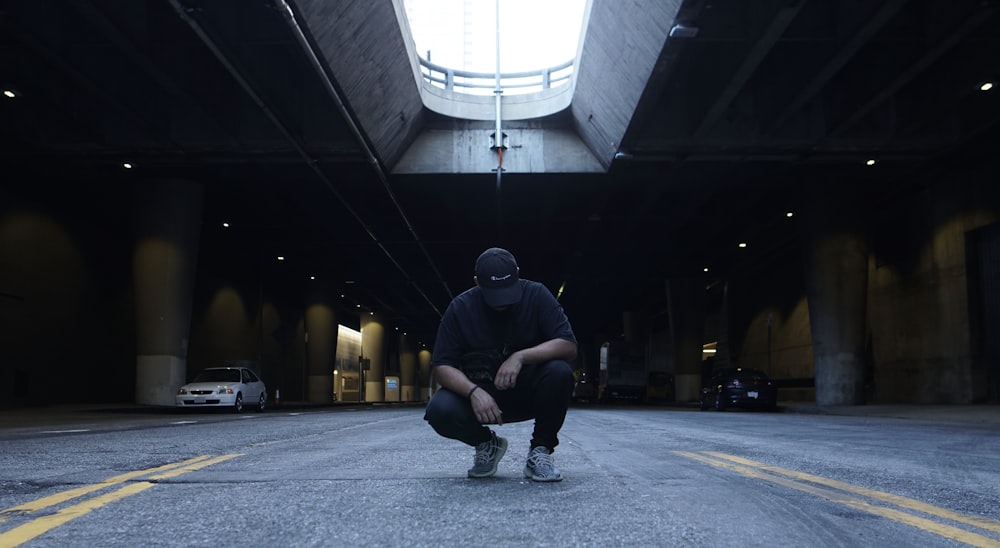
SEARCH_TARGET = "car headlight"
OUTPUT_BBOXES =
[217,387,234,395]
[177,388,188,395]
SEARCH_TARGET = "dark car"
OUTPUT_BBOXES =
[700,367,777,411]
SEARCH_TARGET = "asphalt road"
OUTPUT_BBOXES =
[1,404,999,547]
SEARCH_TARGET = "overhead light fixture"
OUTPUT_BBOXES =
[738,242,748,248]
[786,212,794,218]
[2,89,17,99]
[277,256,285,261]
[309,276,316,280]
[669,24,699,38]
[980,82,994,92]
[222,222,230,228]
[866,159,876,166]
[122,162,133,169]
[703,267,709,273]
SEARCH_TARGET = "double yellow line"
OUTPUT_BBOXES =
[0,453,241,546]
[675,451,1000,547]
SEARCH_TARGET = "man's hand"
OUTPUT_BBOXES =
[493,352,524,391]
[470,388,503,425]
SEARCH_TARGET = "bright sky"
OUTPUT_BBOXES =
[402,0,587,74]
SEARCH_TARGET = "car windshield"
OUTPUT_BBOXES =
[192,369,240,383]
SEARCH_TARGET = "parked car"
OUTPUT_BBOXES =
[700,367,777,411]
[176,367,267,413]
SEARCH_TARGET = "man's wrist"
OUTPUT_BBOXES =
[467,385,480,399]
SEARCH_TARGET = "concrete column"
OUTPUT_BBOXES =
[133,179,203,406]
[418,348,432,400]
[305,293,337,403]
[361,312,386,401]
[802,189,869,406]
[399,333,417,401]
[667,277,705,403]
[622,311,640,344]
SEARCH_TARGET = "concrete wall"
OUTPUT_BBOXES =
[868,173,1000,403]
[0,187,135,406]
[394,120,603,174]
[717,174,999,404]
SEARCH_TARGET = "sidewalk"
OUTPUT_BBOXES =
[780,402,1000,426]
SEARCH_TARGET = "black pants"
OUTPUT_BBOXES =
[423,359,574,451]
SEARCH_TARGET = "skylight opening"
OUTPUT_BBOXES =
[403,0,587,96]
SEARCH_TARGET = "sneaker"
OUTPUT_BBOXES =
[468,432,508,478]
[524,446,563,482]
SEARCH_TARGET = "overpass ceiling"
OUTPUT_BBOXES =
[2,0,999,345]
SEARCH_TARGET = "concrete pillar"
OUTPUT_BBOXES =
[418,348,432,400]
[361,312,386,401]
[305,293,337,403]
[667,277,705,403]
[622,311,640,344]
[132,179,203,406]
[399,333,417,401]
[802,188,869,406]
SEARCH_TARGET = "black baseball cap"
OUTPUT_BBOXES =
[475,247,522,308]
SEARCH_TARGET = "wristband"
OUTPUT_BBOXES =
[467,385,480,399]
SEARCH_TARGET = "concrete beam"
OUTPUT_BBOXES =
[571,0,683,168]
[292,0,426,170]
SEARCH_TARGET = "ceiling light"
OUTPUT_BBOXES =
[786,212,794,218]
[277,256,285,261]
[738,242,748,248]
[980,82,993,92]
[309,276,316,280]
[669,24,699,38]
[122,162,133,169]
[865,159,876,166]
[2,89,16,99]
[703,267,709,272]
[222,222,230,228]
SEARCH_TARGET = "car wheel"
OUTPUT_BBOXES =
[256,393,266,413]
[233,393,244,413]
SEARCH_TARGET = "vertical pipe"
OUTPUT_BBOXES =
[494,0,504,235]
[494,0,502,145]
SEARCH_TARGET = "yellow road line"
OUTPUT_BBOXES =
[0,454,241,547]
[674,451,1000,548]
[0,454,214,519]
[704,451,1000,536]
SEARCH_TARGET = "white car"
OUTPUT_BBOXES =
[176,367,267,413]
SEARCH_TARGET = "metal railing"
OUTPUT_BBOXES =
[418,58,574,96]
